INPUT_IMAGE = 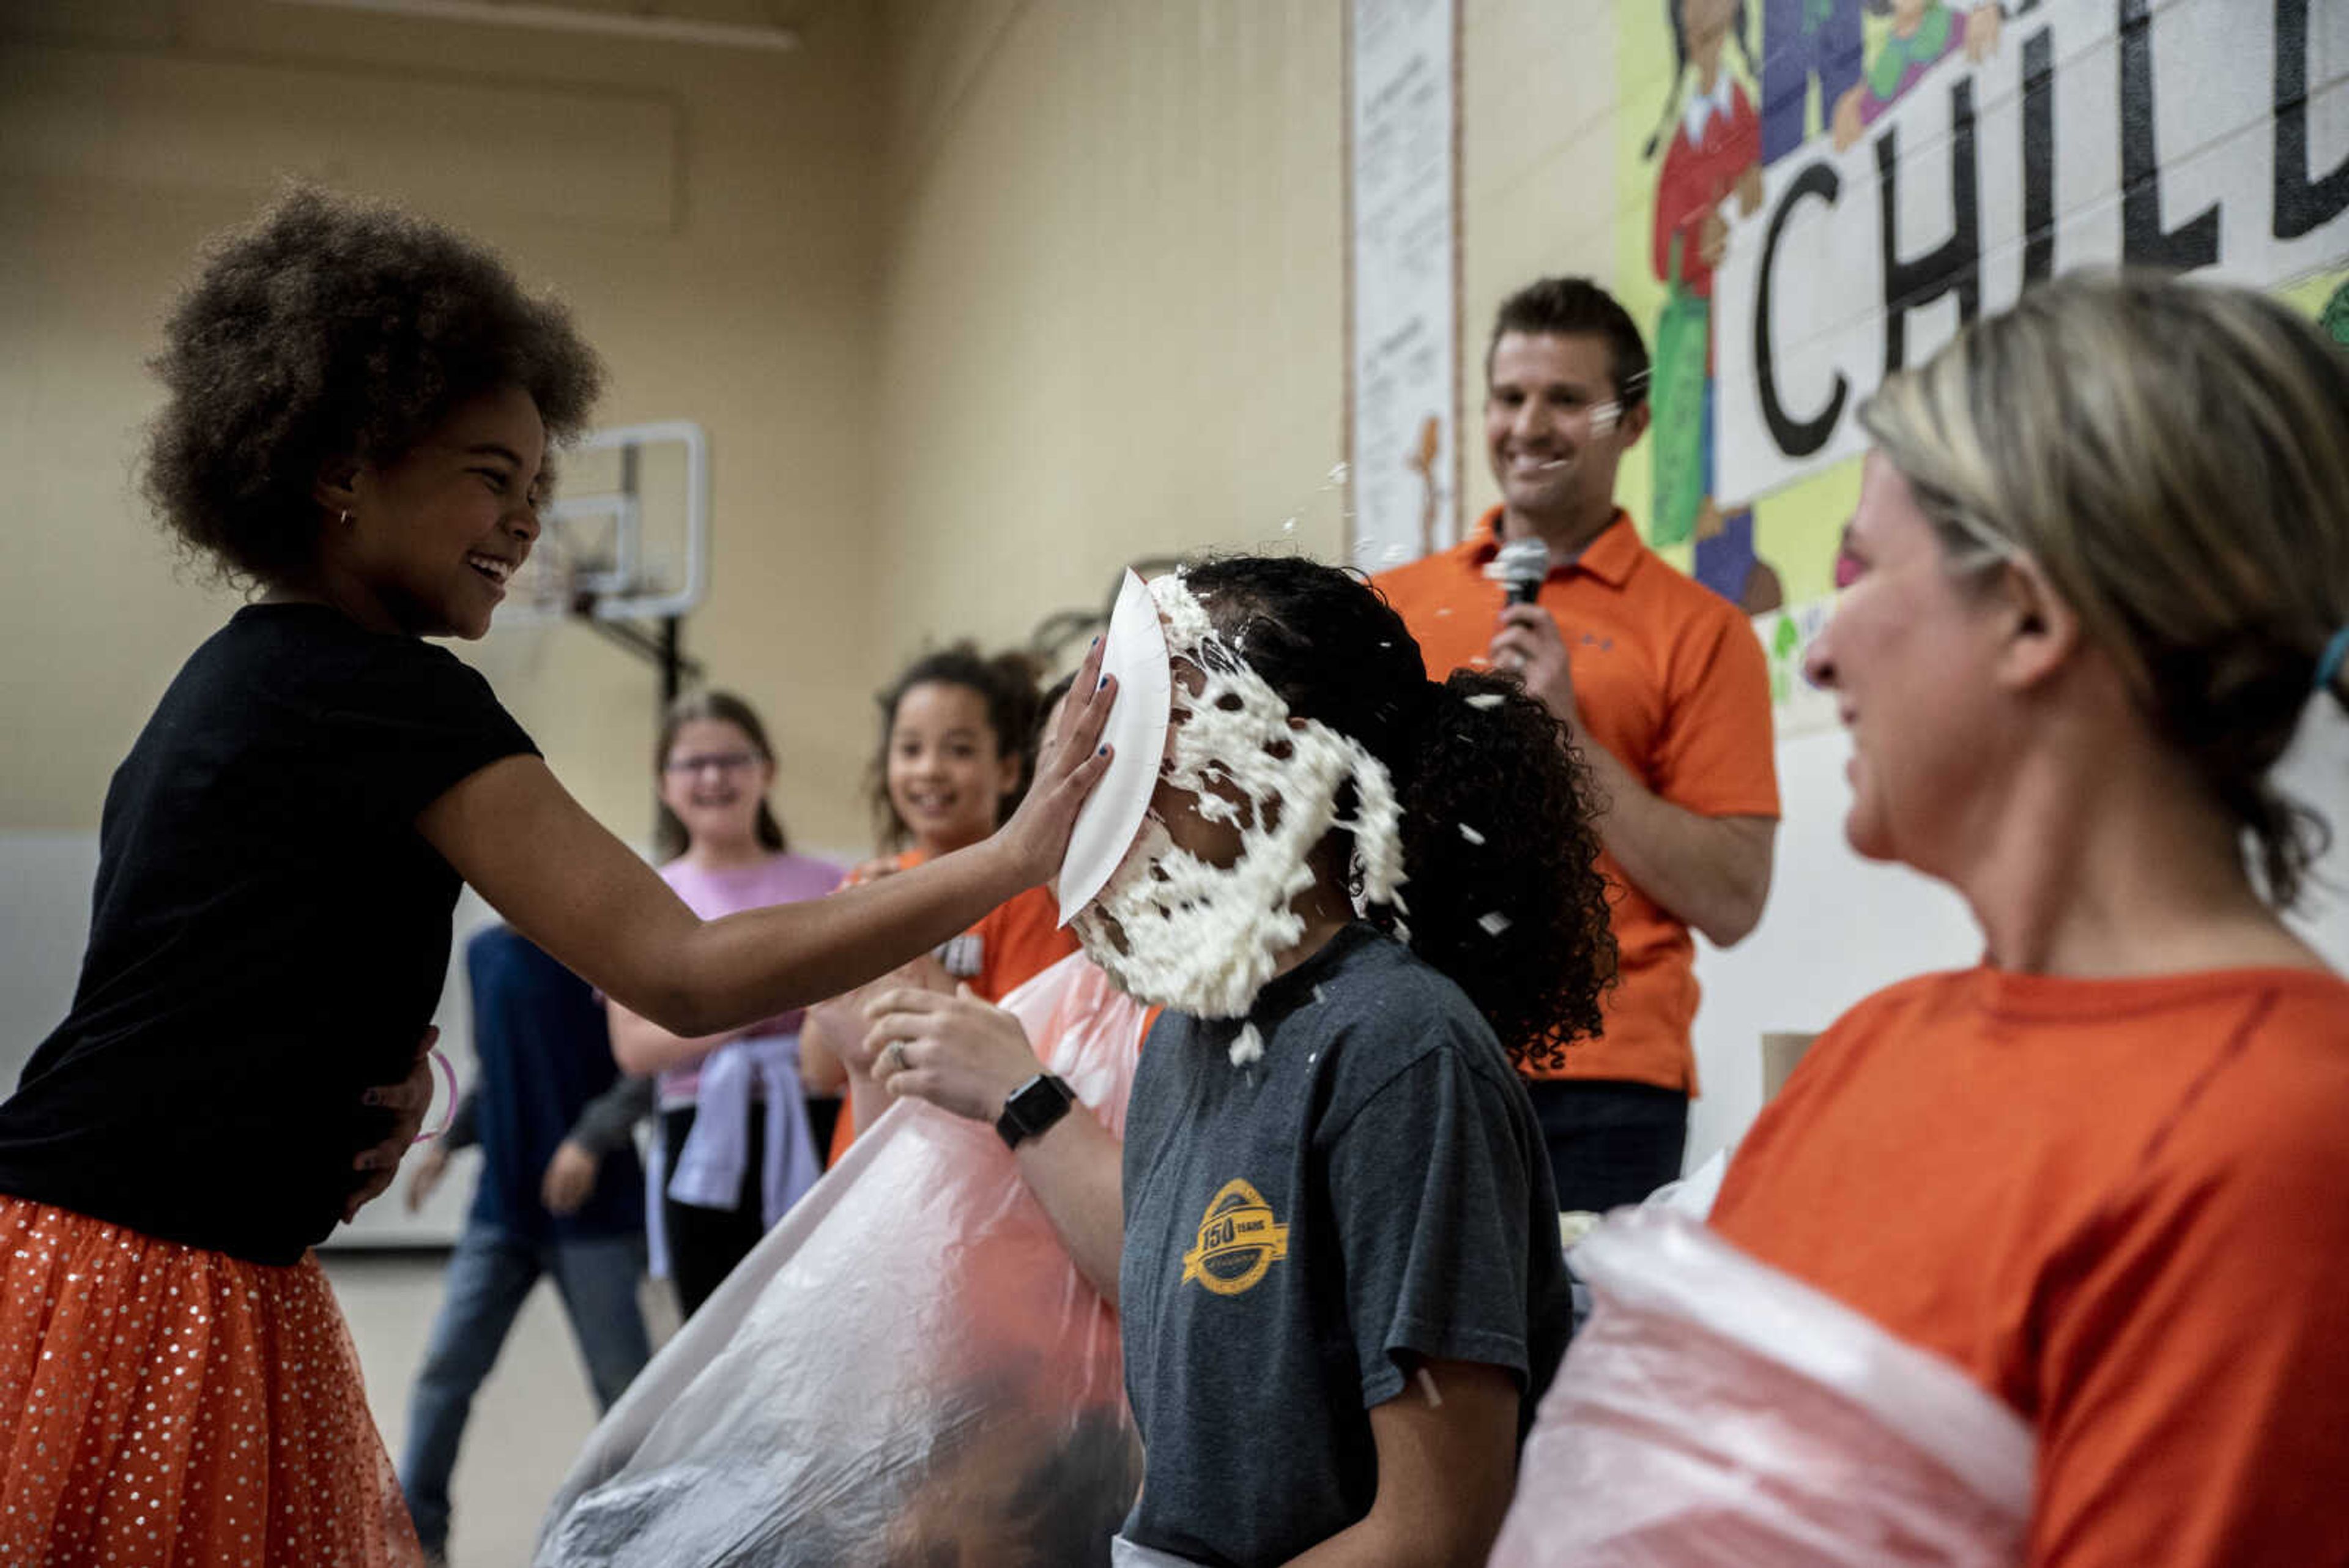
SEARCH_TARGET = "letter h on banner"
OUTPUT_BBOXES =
[1877,80,1983,377]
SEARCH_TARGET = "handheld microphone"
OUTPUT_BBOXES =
[1494,538,1551,606]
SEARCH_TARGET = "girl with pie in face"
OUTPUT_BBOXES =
[1701,273,2349,1566]
[0,187,1110,1567]
[880,555,1616,1565]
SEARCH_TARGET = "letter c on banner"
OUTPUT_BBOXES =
[1755,162,1849,461]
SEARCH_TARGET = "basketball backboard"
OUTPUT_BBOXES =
[505,419,710,622]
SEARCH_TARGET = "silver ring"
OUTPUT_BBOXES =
[878,1039,908,1077]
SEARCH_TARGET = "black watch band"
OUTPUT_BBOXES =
[996,1072,1075,1150]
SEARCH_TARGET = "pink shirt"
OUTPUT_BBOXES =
[655,853,844,1103]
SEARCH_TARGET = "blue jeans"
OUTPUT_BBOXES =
[398,1223,651,1553]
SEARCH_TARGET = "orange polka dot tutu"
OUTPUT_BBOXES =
[0,1195,425,1567]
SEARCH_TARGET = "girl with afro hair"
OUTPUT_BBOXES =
[0,187,1111,1567]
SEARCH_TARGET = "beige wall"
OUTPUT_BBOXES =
[870,0,1349,665]
[866,0,1621,667]
[0,0,885,852]
[1461,2,1620,522]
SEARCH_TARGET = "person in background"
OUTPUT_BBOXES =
[1376,275,1779,1213]
[804,645,1080,1162]
[857,673,1131,1304]
[605,690,841,1320]
[1706,273,2349,1564]
[399,924,654,1568]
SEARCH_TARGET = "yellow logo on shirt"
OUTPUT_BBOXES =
[1181,1179,1290,1296]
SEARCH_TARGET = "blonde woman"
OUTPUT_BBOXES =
[1707,273,2349,1564]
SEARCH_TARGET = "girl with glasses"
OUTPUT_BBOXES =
[604,691,842,1318]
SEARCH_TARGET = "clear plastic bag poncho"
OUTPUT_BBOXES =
[536,954,1151,1568]
[1491,1206,2035,1568]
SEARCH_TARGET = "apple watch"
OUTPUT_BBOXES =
[996,1072,1075,1150]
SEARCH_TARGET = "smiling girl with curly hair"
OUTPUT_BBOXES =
[0,187,1112,1567]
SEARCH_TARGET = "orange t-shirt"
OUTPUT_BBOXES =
[827,848,1082,1163]
[1375,508,1779,1088]
[1710,965,2349,1567]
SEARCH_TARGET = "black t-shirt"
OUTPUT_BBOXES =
[0,603,536,1264]
[1118,924,1573,1565]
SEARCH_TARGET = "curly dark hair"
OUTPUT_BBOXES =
[143,184,604,587]
[1181,555,1617,1068]
[869,642,1045,850]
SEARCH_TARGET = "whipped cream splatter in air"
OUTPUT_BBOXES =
[1072,571,1406,1022]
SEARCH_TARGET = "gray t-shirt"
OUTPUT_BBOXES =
[1118,924,1572,1566]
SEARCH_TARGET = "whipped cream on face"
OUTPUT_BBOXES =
[1071,572,1406,1021]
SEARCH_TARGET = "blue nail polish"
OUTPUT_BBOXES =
[1097,675,1109,690]
[1097,745,1108,756]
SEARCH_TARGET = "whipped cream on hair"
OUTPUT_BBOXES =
[1072,572,1406,1021]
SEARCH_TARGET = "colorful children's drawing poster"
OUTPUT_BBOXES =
[1612,0,2349,732]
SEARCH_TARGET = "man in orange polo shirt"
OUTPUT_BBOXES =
[1376,276,1778,1211]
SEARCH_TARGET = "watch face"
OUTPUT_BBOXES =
[1000,1074,1073,1145]
[1012,1077,1063,1128]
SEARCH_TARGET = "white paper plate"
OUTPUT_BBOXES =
[1056,570,1172,923]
